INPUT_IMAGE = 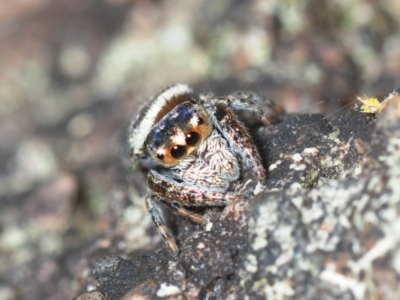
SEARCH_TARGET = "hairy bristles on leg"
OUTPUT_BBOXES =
[210,104,267,185]
[167,202,205,224]
[160,225,179,256]
[211,93,272,125]
[147,170,242,206]
[145,195,179,255]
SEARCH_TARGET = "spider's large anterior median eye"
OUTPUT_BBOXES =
[170,145,186,159]
[185,132,201,147]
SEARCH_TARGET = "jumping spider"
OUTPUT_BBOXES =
[129,84,271,255]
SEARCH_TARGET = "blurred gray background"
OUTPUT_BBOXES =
[0,0,399,299]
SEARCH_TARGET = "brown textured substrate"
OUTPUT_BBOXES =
[76,94,400,299]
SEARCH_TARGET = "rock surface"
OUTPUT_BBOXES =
[77,94,400,299]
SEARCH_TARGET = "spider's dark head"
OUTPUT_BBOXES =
[146,101,211,166]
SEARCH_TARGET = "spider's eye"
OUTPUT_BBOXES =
[197,117,204,125]
[170,145,186,159]
[185,132,201,147]
[156,153,165,160]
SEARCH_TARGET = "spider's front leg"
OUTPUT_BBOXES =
[210,103,267,192]
[146,170,245,255]
[147,170,243,206]
[218,91,284,124]
[145,194,180,255]
[209,93,271,126]
[145,193,205,256]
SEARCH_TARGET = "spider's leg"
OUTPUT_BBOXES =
[233,91,284,118]
[210,93,270,125]
[211,103,267,188]
[210,92,285,125]
[164,202,204,224]
[148,170,243,206]
[145,193,179,256]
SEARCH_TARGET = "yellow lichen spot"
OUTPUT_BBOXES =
[357,96,384,114]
